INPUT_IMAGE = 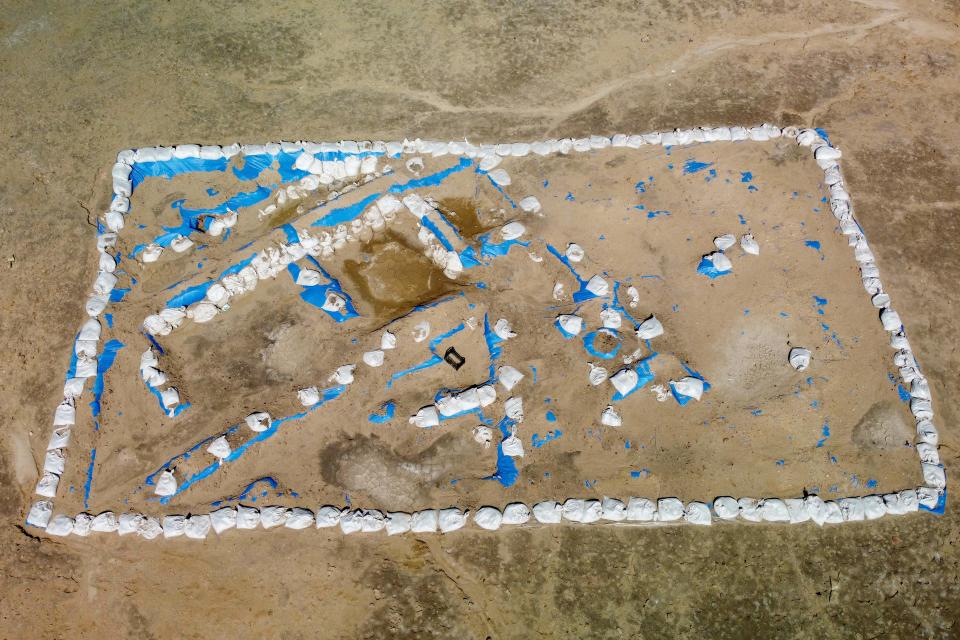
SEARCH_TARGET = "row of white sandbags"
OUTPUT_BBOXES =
[801,131,945,497]
[27,485,943,539]
[117,124,790,171]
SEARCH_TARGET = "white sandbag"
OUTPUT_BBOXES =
[245,412,271,433]
[189,302,218,323]
[154,469,177,497]
[477,385,497,408]
[438,508,468,533]
[380,331,397,350]
[504,396,524,422]
[90,511,118,532]
[785,498,811,523]
[912,434,938,462]
[160,387,180,411]
[712,496,739,520]
[206,436,231,460]
[758,499,790,522]
[601,406,622,427]
[474,507,503,530]
[487,169,511,186]
[625,497,656,521]
[362,350,385,367]
[600,308,622,330]
[588,363,607,386]
[329,364,356,385]
[911,398,933,420]
[565,243,585,262]
[705,251,732,273]
[918,487,942,510]
[260,506,288,529]
[48,426,71,450]
[117,511,146,536]
[171,235,194,252]
[922,463,946,489]
[636,315,664,340]
[92,270,118,296]
[141,244,163,263]
[610,368,638,396]
[385,512,412,535]
[315,506,342,528]
[377,194,402,216]
[656,498,684,522]
[44,449,65,475]
[501,434,524,457]
[684,502,712,525]
[804,496,829,526]
[838,497,865,522]
[295,269,322,287]
[298,387,320,407]
[410,509,439,533]
[79,318,101,341]
[359,510,386,533]
[26,500,53,528]
[46,515,74,537]
[740,234,760,255]
[498,365,524,391]
[85,294,108,317]
[822,501,844,524]
[411,320,430,343]
[714,234,736,251]
[210,507,238,534]
[75,339,97,359]
[410,405,440,428]
[555,314,583,337]
[789,347,811,371]
[502,503,531,525]
[532,501,563,524]
[916,420,938,445]
[321,291,347,314]
[478,154,501,171]
[473,425,493,447]
[140,517,164,539]
[184,514,211,539]
[500,221,525,241]
[285,508,315,529]
[862,495,887,520]
[236,505,260,529]
[880,308,901,331]
[71,513,93,537]
[738,498,762,522]
[162,515,186,538]
[601,497,627,521]
[562,499,601,523]
[585,275,609,297]
[671,377,704,401]
[494,318,517,340]
[53,401,76,426]
[519,196,542,214]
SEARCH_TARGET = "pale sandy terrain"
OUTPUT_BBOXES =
[1,1,958,638]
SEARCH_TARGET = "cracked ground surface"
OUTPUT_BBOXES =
[0,1,958,638]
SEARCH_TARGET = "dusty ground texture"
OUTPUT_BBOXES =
[1,0,959,638]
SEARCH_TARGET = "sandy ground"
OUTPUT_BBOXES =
[1,1,959,638]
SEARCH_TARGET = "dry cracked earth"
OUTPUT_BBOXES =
[0,1,958,638]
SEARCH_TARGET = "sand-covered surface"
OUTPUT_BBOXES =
[1,1,958,638]
[58,140,921,519]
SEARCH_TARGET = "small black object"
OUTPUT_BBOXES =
[444,347,465,370]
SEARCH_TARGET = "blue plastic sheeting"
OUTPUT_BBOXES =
[130,186,272,258]
[280,223,300,244]
[420,214,456,251]
[287,256,359,322]
[90,339,125,417]
[484,416,519,487]
[387,355,443,388]
[211,477,279,506]
[109,287,131,302]
[368,401,396,424]
[697,255,731,279]
[83,448,96,510]
[485,174,517,208]
[130,157,228,189]
[477,232,529,258]
[612,353,658,401]
[148,385,346,503]
[388,157,472,193]
[545,243,599,303]
[669,361,712,405]
[682,159,713,174]
[531,430,563,448]
[165,253,257,308]
[608,281,645,330]
[311,192,381,227]
[919,474,947,515]
[582,329,622,360]
[554,318,579,339]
